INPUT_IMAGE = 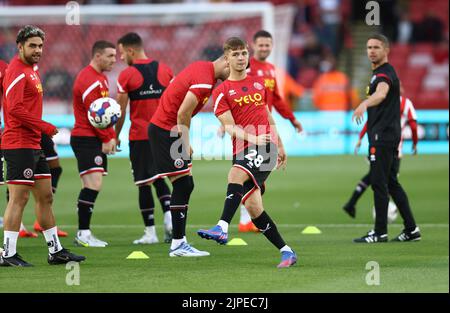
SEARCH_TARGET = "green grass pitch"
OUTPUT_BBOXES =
[0,155,448,292]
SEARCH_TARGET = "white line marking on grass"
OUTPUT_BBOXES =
[57,223,449,229]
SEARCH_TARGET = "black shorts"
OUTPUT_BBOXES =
[70,136,108,177]
[232,143,278,203]
[148,123,191,181]
[41,134,58,161]
[2,149,51,186]
[0,149,4,186]
[129,140,155,186]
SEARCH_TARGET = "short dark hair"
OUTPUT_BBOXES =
[16,25,45,44]
[117,32,143,49]
[367,33,390,47]
[253,30,272,42]
[223,37,247,53]
[91,40,115,57]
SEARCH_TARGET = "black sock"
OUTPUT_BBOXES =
[170,176,194,239]
[77,188,99,230]
[252,211,286,250]
[346,174,370,207]
[139,185,155,227]
[50,166,62,194]
[6,189,9,202]
[220,183,244,223]
[153,179,171,213]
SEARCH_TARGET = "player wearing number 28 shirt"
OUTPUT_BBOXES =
[197,37,297,268]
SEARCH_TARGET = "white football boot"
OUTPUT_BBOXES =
[74,230,108,247]
[133,226,159,244]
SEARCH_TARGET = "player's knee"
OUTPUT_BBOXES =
[172,175,193,197]
[244,196,258,212]
[9,190,30,207]
[188,176,194,194]
[82,175,102,191]
[50,166,62,178]
[37,191,54,206]
[228,167,248,185]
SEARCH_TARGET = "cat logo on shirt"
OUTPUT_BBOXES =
[202,97,209,105]
[101,90,109,98]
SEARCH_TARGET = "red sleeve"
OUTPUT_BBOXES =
[408,119,418,145]
[359,122,367,140]
[189,84,213,103]
[158,63,174,87]
[374,73,392,87]
[212,87,229,117]
[6,74,55,135]
[83,84,116,143]
[272,81,296,122]
[117,69,132,94]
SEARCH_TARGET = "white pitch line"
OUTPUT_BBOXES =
[56,223,449,229]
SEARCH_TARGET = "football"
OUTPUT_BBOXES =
[88,97,122,129]
[372,201,398,224]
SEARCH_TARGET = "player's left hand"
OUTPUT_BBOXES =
[412,143,418,155]
[292,119,303,133]
[277,146,287,170]
[352,103,367,125]
[217,125,226,138]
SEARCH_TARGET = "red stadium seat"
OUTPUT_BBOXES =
[296,68,319,89]
[416,90,448,109]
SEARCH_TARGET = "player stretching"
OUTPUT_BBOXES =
[149,55,229,257]
[116,32,173,244]
[71,41,117,247]
[197,37,297,268]
[0,25,84,266]
[237,30,303,233]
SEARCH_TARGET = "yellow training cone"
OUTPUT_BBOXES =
[301,226,322,234]
[227,238,248,246]
[126,251,149,259]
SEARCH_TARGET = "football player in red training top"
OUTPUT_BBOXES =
[115,32,174,245]
[0,25,85,266]
[0,58,8,232]
[237,30,303,233]
[71,41,117,247]
[0,58,67,239]
[148,54,229,257]
[197,37,297,268]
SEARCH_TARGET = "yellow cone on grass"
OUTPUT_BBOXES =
[301,226,322,234]
[126,251,149,259]
[227,238,248,246]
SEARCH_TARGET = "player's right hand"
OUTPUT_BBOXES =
[254,134,271,145]
[277,146,287,170]
[102,138,117,155]
[354,139,362,155]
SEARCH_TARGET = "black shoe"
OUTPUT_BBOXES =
[0,253,33,267]
[391,227,421,242]
[48,248,86,265]
[353,230,388,243]
[343,203,356,218]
